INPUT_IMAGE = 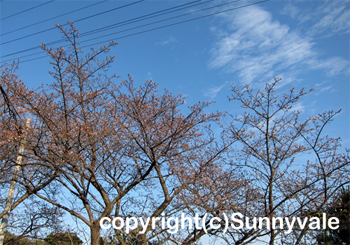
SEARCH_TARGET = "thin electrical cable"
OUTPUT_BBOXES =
[5,0,268,64]
[77,0,241,45]
[1,0,55,21]
[0,0,144,46]
[81,0,208,37]
[81,0,268,49]
[0,0,220,61]
[0,0,210,58]
[1,0,259,63]
[2,50,46,62]
[0,1,108,37]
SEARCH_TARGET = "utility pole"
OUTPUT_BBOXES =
[0,118,31,245]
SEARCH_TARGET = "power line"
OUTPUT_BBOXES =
[1,0,263,63]
[81,0,268,48]
[4,0,269,64]
[0,0,144,46]
[78,0,241,46]
[81,0,207,37]
[0,0,55,21]
[23,0,239,52]
[0,0,209,58]
[0,1,108,37]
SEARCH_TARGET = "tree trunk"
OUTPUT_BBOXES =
[0,118,31,245]
[90,221,101,245]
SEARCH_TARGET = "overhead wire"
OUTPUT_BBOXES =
[80,0,207,37]
[78,0,241,45]
[0,0,108,37]
[2,0,268,64]
[1,0,267,63]
[0,0,144,46]
[81,0,269,48]
[0,0,55,21]
[0,0,209,59]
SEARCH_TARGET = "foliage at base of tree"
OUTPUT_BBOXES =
[316,186,350,245]
[4,231,44,245]
[44,232,83,245]
[98,235,162,245]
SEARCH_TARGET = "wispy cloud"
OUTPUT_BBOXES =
[282,0,350,37]
[147,72,153,80]
[308,56,350,76]
[292,102,305,113]
[319,85,332,93]
[157,36,178,46]
[209,5,349,85]
[204,81,228,99]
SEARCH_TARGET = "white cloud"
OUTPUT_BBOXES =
[204,81,228,98]
[283,0,350,37]
[282,3,299,19]
[312,2,349,36]
[157,36,178,46]
[308,57,350,76]
[209,5,349,85]
[319,85,332,93]
[292,102,305,113]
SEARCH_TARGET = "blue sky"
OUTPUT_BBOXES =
[0,0,349,185]
[1,0,349,243]
[0,0,348,152]
[1,1,348,142]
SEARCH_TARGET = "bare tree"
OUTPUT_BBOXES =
[215,78,350,244]
[6,23,227,245]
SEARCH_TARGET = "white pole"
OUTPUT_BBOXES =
[0,118,31,245]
